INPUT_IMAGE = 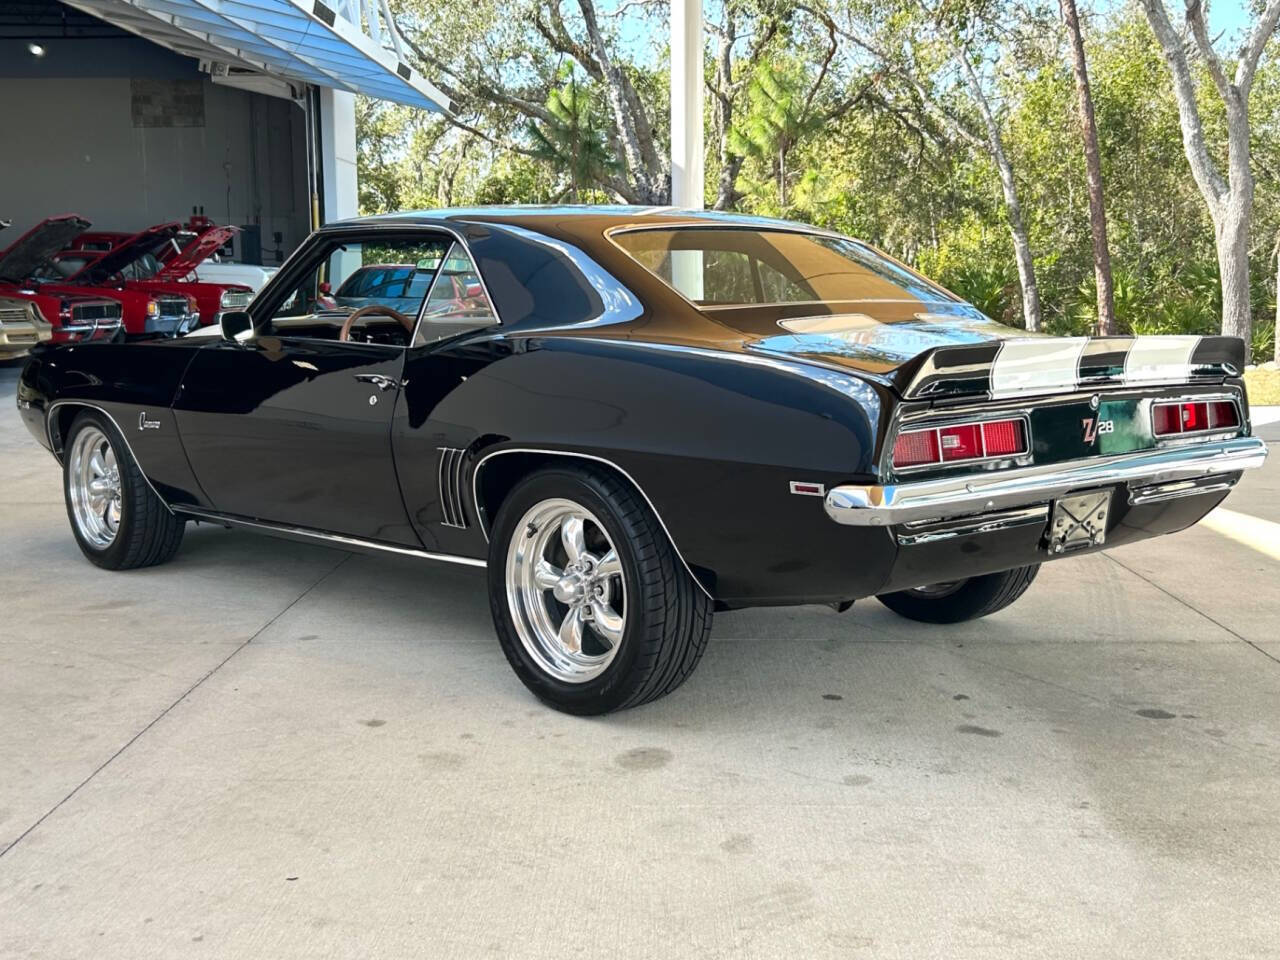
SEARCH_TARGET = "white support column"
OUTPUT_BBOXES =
[318,87,359,225]
[317,87,361,283]
[670,0,704,210]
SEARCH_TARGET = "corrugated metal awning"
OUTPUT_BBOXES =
[59,0,451,112]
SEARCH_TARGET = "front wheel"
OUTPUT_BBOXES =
[63,411,185,570]
[876,565,1039,624]
[487,465,713,715]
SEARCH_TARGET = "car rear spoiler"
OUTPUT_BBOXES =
[895,335,1247,401]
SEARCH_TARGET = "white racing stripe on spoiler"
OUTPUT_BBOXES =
[1123,335,1201,383]
[990,337,1088,398]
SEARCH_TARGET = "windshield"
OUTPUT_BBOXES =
[335,265,434,300]
[611,227,957,308]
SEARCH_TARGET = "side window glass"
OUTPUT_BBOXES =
[267,236,450,345]
[413,242,498,346]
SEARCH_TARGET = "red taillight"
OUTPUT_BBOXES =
[892,417,1027,469]
[1152,404,1181,436]
[1208,401,1239,430]
[982,419,1025,457]
[892,429,940,468]
[1152,400,1238,437]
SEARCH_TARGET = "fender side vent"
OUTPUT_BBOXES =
[437,447,468,528]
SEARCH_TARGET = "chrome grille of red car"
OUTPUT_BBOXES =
[69,301,122,323]
[155,296,191,317]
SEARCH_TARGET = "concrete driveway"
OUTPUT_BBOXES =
[2,359,1278,959]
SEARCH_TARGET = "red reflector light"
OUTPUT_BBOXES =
[1152,404,1181,435]
[892,429,940,468]
[1152,399,1238,436]
[1208,401,1239,430]
[982,419,1026,457]
[939,423,983,461]
[892,417,1028,469]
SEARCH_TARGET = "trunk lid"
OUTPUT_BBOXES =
[731,304,1244,399]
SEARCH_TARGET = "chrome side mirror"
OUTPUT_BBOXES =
[219,310,253,342]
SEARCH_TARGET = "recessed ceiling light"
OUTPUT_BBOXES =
[27,43,46,57]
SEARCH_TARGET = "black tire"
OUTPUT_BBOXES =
[487,465,713,715]
[63,411,185,570]
[876,565,1039,624]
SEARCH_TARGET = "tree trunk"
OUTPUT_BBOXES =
[991,149,1042,332]
[1136,0,1279,349]
[1061,0,1116,335]
[1214,204,1253,342]
[778,146,786,206]
[956,50,1042,332]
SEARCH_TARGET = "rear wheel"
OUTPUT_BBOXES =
[487,465,713,715]
[876,565,1039,624]
[63,411,185,570]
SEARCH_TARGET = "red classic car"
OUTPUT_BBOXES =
[0,220,125,344]
[0,216,193,338]
[36,221,252,331]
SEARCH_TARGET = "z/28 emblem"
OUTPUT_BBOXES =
[1081,417,1114,444]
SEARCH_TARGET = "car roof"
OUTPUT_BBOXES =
[324,205,816,233]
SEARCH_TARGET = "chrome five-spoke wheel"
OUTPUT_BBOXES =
[505,498,627,683]
[68,425,122,548]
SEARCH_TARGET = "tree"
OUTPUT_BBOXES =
[834,4,1047,330]
[526,68,618,201]
[395,0,667,202]
[1138,0,1280,343]
[1060,0,1115,334]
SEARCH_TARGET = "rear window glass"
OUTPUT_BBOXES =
[611,227,955,307]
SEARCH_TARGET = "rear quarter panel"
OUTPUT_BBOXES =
[397,334,898,603]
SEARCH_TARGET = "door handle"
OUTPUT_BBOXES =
[353,374,401,392]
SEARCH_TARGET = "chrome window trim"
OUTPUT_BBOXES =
[245,222,500,353]
[409,239,501,348]
[603,222,958,313]
[470,446,714,600]
[45,400,176,516]
[175,507,486,568]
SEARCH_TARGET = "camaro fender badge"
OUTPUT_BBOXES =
[789,481,826,497]
[1081,417,1113,444]
[138,412,161,431]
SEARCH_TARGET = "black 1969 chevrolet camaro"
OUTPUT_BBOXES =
[16,207,1268,714]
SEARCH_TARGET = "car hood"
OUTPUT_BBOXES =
[0,215,91,283]
[155,225,238,281]
[69,223,181,285]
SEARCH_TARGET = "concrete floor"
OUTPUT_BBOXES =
[2,358,1278,959]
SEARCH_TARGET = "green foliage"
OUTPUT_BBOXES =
[525,69,618,201]
[937,261,1018,324]
[357,0,1279,360]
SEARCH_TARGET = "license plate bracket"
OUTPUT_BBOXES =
[1046,489,1113,554]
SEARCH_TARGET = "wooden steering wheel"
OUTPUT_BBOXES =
[338,304,414,342]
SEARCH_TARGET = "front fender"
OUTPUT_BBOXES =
[21,340,210,506]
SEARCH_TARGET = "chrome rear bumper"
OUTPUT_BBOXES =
[825,436,1268,526]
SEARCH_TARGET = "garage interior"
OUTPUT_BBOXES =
[0,0,449,263]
